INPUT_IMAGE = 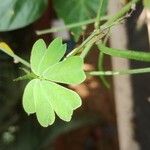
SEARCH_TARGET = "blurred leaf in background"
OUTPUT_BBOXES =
[0,0,48,31]
[53,0,108,41]
[0,42,14,56]
[144,0,150,8]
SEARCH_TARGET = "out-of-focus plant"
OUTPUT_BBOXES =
[144,0,150,8]
[0,0,48,31]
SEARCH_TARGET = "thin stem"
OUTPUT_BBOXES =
[13,54,30,68]
[98,44,150,62]
[97,30,110,88]
[0,43,30,68]
[68,0,139,57]
[98,52,110,88]
[95,0,104,29]
[80,40,95,59]
[36,16,109,35]
[67,28,109,58]
[101,0,140,30]
[67,30,99,57]
[89,67,150,76]
[67,0,140,58]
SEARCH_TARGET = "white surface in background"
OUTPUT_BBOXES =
[108,1,140,150]
[51,20,70,40]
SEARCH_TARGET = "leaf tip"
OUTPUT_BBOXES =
[0,42,14,55]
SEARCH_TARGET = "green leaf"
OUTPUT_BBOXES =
[42,56,86,84]
[144,0,150,8]
[0,42,14,56]
[98,44,150,62]
[23,79,36,114]
[23,79,82,127]
[40,80,81,121]
[23,79,55,127]
[53,0,108,41]
[0,0,48,31]
[31,38,66,76]
[23,38,86,127]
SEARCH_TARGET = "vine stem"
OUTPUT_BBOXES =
[80,41,94,59]
[66,30,100,57]
[67,0,140,58]
[98,44,150,62]
[101,0,140,30]
[95,0,110,88]
[36,16,109,35]
[89,67,150,76]
[95,0,104,29]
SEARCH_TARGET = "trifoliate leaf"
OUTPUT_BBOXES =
[23,38,86,127]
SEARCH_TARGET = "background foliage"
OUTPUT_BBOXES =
[0,0,48,31]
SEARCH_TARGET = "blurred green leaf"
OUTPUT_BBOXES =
[144,0,150,8]
[0,0,48,31]
[53,0,108,41]
[0,42,14,56]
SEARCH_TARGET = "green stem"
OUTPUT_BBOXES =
[13,54,30,68]
[98,52,110,88]
[98,44,150,62]
[97,30,110,88]
[80,41,94,59]
[67,0,140,58]
[0,47,30,68]
[89,67,150,76]
[36,16,109,35]
[95,0,104,29]
[101,0,140,30]
[67,30,99,57]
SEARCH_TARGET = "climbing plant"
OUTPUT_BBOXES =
[0,0,150,127]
